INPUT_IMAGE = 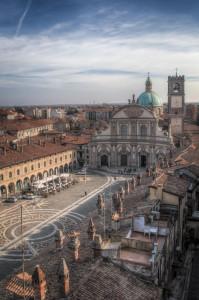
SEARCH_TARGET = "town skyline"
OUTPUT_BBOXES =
[0,0,199,105]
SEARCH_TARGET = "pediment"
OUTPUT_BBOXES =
[112,105,155,120]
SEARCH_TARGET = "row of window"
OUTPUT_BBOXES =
[18,125,52,137]
[120,124,155,136]
[0,152,75,180]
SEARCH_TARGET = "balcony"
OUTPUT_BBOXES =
[92,134,171,144]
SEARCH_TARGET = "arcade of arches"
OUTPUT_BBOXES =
[0,149,77,198]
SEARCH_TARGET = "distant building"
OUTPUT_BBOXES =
[0,119,54,140]
[84,106,113,122]
[185,103,199,123]
[0,109,19,120]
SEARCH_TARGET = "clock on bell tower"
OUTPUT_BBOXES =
[168,71,185,135]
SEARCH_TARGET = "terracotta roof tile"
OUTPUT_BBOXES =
[0,119,54,132]
[71,261,159,300]
[6,272,34,298]
[0,141,77,169]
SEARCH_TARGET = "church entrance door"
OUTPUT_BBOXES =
[121,154,127,167]
[140,155,147,168]
[101,155,108,167]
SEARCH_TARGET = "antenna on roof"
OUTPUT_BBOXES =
[175,68,178,77]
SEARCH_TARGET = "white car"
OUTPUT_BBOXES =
[22,194,37,200]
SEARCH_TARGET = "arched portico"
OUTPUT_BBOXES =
[30,175,36,183]
[8,182,15,195]
[49,168,54,176]
[54,167,59,175]
[37,173,43,180]
[64,164,68,173]
[43,170,48,179]
[59,165,64,174]
[1,185,7,198]
[16,180,23,192]
[23,177,30,190]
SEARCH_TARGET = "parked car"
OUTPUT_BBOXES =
[22,193,37,200]
[4,196,18,203]
[77,168,87,175]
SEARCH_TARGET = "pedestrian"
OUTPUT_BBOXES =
[85,191,87,196]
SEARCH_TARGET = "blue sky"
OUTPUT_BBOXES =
[0,0,199,105]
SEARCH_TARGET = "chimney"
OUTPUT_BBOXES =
[58,258,70,297]
[87,218,96,241]
[55,229,65,250]
[32,265,47,300]
[28,136,31,145]
[68,231,80,261]
[92,234,103,258]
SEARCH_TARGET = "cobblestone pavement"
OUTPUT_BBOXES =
[0,172,128,279]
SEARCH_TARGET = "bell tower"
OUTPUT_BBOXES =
[168,71,185,135]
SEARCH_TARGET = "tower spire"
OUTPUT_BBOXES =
[145,73,152,92]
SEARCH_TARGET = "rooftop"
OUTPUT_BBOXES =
[0,139,77,169]
[0,119,54,132]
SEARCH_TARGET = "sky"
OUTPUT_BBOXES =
[0,0,199,106]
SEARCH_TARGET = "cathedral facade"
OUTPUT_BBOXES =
[89,76,173,170]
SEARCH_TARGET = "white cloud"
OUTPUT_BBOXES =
[0,13,199,104]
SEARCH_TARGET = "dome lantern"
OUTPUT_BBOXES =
[145,73,152,92]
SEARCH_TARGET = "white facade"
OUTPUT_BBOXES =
[89,104,172,169]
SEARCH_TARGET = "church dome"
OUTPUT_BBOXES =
[138,75,162,107]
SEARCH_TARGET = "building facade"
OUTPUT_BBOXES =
[89,103,172,169]
[0,141,77,198]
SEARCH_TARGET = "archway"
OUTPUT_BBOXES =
[23,177,30,190]
[54,167,59,175]
[101,155,108,167]
[59,165,64,174]
[121,154,127,167]
[37,173,43,180]
[73,161,77,170]
[43,170,48,179]
[49,169,54,176]
[64,164,68,173]
[69,162,72,171]
[16,180,23,192]
[140,155,147,168]
[30,175,36,183]
[8,182,15,195]
[1,185,7,198]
